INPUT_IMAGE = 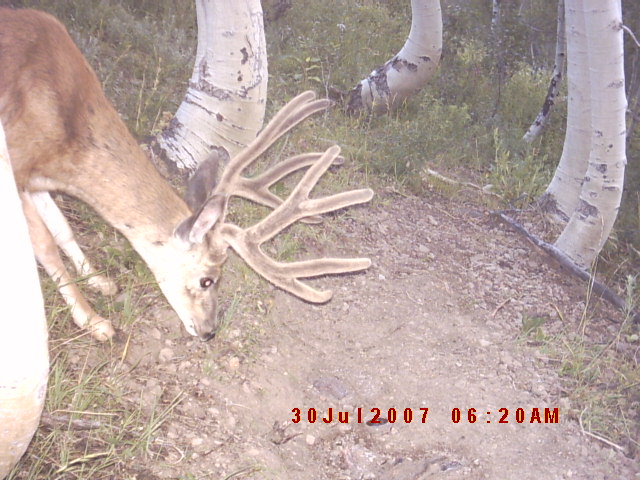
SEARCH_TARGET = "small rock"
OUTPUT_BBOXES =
[559,397,571,411]
[114,291,128,304]
[338,423,353,434]
[313,377,349,400]
[164,363,177,374]
[226,415,237,429]
[499,351,514,367]
[305,434,316,445]
[158,347,174,363]
[141,380,163,409]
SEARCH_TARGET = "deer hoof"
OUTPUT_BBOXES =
[87,317,116,341]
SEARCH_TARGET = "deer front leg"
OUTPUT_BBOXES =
[30,192,117,295]
[20,193,115,341]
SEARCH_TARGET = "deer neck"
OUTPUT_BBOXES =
[40,115,192,263]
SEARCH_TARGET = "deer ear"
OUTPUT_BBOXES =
[175,194,228,245]
[185,149,227,211]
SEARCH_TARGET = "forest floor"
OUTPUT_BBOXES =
[33,185,640,480]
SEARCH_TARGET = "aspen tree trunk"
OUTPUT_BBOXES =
[347,0,442,114]
[540,0,591,221]
[0,121,49,479]
[523,0,566,143]
[553,0,626,267]
[491,0,505,114]
[158,0,268,170]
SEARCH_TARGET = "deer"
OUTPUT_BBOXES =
[0,8,373,342]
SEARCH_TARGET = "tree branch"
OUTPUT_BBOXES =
[493,212,640,323]
[622,24,640,48]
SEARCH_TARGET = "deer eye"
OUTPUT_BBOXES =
[200,277,215,289]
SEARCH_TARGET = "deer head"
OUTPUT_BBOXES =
[0,9,372,342]
[167,91,374,339]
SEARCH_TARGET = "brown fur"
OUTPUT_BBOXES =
[0,9,373,340]
[0,8,188,229]
[0,8,223,340]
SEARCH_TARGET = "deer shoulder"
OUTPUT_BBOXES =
[0,8,372,342]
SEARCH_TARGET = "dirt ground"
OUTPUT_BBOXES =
[81,187,637,480]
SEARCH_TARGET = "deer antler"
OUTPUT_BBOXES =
[214,91,342,210]
[212,91,373,302]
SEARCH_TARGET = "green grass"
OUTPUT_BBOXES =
[9,330,183,479]
[518,274,640,456]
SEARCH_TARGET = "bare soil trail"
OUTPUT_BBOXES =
[112,189,638,479]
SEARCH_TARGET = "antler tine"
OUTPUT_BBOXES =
[215,91,331,197]
[217,229,371,303]
[250,145,373,242]
[219,144,373,303]
[234,152,345,209]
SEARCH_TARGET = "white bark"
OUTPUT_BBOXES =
[491,0,501,35]
[0,121,49,479]
[541,0,591,220]
[347,0,442,114]
[522,0,566,143]
[554,0,627,267]
[491,0,501,36]
[159,0,268,170]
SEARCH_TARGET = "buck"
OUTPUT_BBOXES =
[0,8,373,342]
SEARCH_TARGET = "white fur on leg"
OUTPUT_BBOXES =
[31,191,117,295]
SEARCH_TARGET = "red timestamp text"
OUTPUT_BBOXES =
[451,407,559,424]
[291,407,429,425]
[289,407,560,425]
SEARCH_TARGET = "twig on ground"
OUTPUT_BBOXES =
[41,411,116,430]
[551,303,565,322]
[579,408,626,454]
[406,290,424,306]
[491,298,512,318]
[423,168,502,199]
[494,212,640,323]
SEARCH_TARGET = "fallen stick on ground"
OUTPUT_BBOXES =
[494,212,640,323]
[423,168,502,199]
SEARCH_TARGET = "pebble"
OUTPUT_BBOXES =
[313,377,349,400]
[158,347,174,363]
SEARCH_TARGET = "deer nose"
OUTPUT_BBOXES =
[198,329,216,342]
